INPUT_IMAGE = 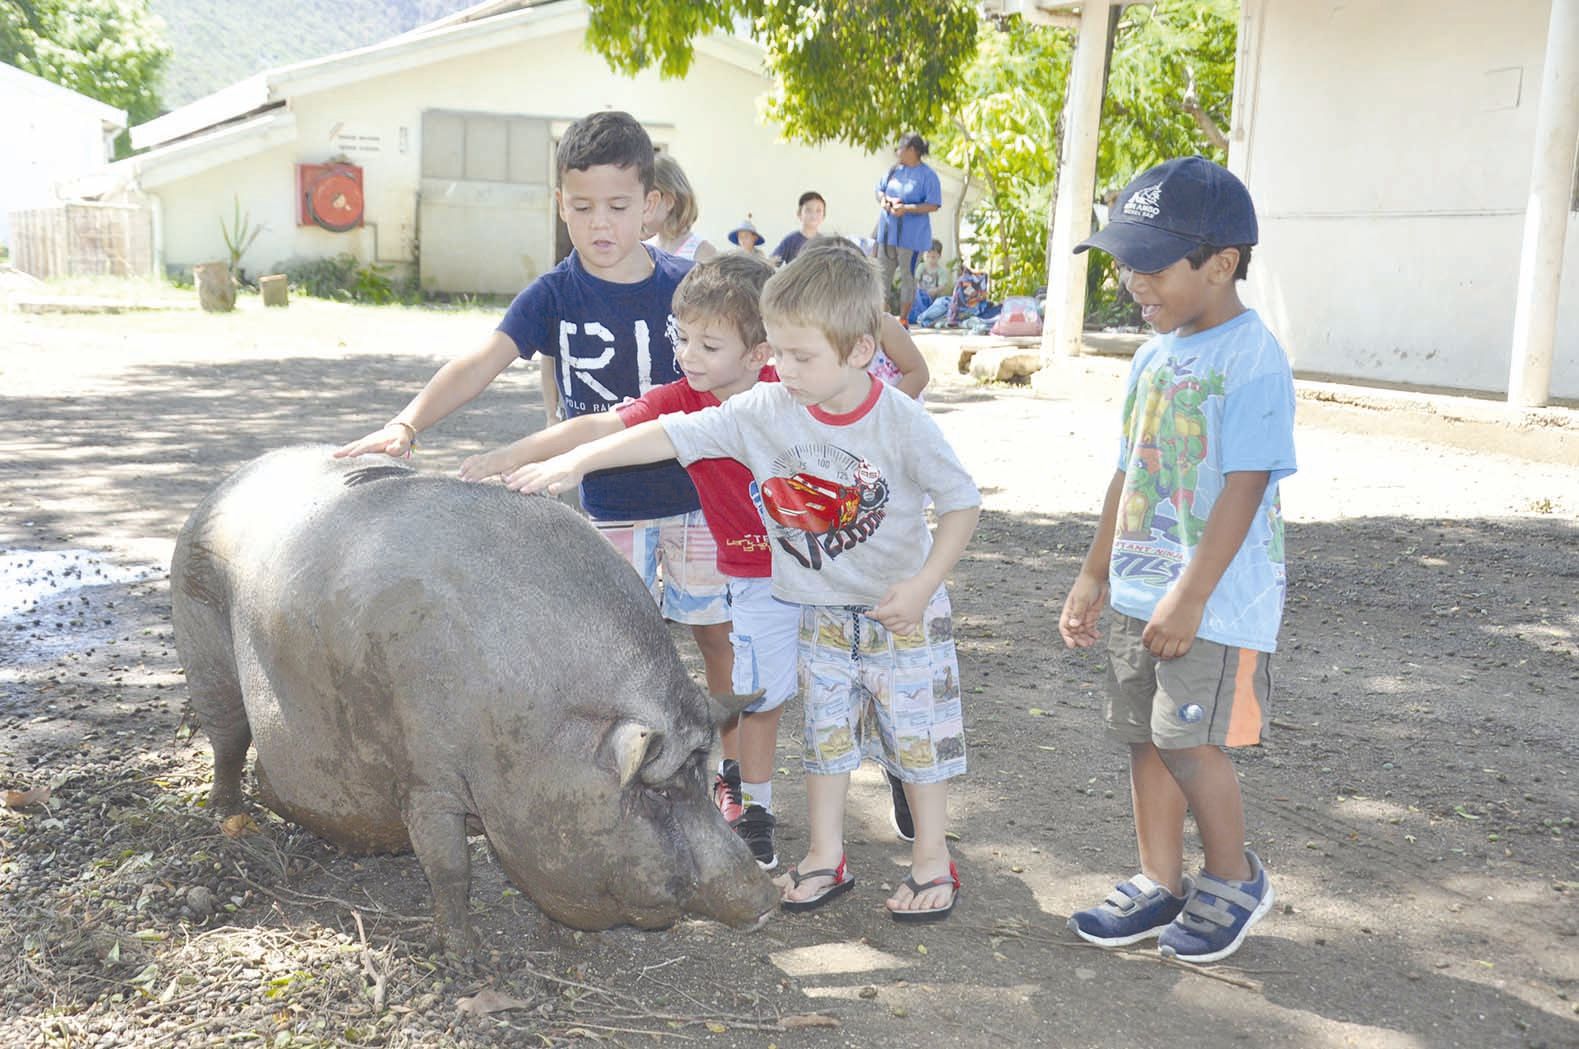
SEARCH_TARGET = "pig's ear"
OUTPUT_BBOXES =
[709,690,765,725]
[606,721,658,788]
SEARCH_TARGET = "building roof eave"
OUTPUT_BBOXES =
[115,107,298,190]
[129,0,581,152]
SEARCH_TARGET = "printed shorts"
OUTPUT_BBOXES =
[1105,612,1273,749]
[798,587,966,784]
[595,509,730,626]
[725,577,801,714]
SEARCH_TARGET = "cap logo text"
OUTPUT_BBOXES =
[1124,184,1162,220]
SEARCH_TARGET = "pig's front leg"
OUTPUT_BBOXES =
[404,795,477,959]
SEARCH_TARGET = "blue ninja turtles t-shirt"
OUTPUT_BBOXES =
[1110,309,1297,652]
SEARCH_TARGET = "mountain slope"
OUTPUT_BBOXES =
[149,0,477,108]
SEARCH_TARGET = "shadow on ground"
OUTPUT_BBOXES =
[2,352,1576,1047]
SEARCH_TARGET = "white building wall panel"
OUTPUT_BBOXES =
[1235,0,1579,397]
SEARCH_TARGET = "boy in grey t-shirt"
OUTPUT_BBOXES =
[513,238,981,923]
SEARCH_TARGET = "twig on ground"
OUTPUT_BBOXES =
[233,866,427,924]
[637,955,686,980]
[354,910,388,1015]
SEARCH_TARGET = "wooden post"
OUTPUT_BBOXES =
[259,274,289,307]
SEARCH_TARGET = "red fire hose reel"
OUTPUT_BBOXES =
[296,163,364,232]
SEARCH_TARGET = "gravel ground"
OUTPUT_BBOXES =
[1,297,1576,1048]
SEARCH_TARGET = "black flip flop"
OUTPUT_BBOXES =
[889,862,960,923]
[780,856,856,913]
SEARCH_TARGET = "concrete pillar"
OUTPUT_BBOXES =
[1041,0,1115,363]
[1507,0,1579,407]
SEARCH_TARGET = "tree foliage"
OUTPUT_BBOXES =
[582,0,1237,299]
[584,0,978,151]
[2,0,171,156]
[933,0,1238,297]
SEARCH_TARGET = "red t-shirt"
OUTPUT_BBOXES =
[615,368,778,578]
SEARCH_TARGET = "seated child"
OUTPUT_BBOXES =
[909,238,950,324]
[917,266,989,328]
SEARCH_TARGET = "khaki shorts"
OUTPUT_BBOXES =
[1105,612,1272,749]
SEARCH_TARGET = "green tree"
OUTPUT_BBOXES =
[584,0,978,151]
[2,0,171,157]
[932,1,1238,297]
[581,0,1236,302]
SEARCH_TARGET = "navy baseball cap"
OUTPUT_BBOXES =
[1074,157,1258,273]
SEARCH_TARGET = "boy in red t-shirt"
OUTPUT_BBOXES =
[460,253,792,869]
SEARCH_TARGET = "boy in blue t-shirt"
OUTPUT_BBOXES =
[336,111,734,711]
[1059,157,1296,964]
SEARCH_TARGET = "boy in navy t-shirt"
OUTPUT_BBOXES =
[337,110,734,709]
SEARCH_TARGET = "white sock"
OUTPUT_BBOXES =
[741,780,772,812]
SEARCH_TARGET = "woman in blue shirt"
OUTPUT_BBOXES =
[874,132,943,325]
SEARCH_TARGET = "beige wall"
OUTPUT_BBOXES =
[1233,0,1578,398]
[148,21,961,293]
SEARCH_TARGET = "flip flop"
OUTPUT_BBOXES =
[889,862,961,924]
[780,856,856,913]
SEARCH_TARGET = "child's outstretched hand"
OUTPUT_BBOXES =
[457,447,517,483]
[334,422,414,459]
[1059,573,1108,648]
[505,452,585,496]
[872,576,932,637]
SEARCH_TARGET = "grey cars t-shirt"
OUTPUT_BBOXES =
[662,377,979,607]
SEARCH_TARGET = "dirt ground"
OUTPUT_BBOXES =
[1,296,1576,1049]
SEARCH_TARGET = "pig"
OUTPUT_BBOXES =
[170,446,777,950]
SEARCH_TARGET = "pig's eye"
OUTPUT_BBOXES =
[641,785,676,807]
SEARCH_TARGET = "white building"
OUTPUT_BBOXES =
[1231,0,1578,403]
[109,0,966,295]
[0,62,127,248]
[1038,0,1577,405]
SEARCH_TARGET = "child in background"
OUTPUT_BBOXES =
[729,217,766,258]
[770,191,826,266]
[645,154,718,262]
[910,238,949,324]
[869,314,931,401]
[1060,156,1293,963]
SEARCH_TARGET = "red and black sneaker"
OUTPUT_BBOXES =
[737,804,778,870]
[712,759,744,825]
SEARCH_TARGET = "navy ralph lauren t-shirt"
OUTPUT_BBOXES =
[496,247,700,521]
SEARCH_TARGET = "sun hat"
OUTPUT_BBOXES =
[728,217,762,246]
[1074,156,1258,273]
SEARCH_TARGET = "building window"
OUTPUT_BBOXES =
[421,111,549,184]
